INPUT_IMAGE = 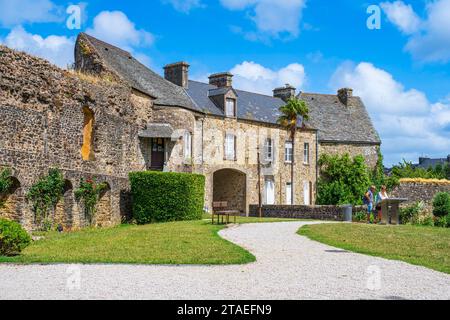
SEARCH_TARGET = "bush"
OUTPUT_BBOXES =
[400,201,424,224]
[434,214,450,228]
[0,219,31,256]
[432,192,450,217]
[317,153,371,205]
[129,171,205,224]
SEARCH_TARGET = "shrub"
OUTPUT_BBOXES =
[400,201,424,224]
[129,171,205,224]
[432,192,450,218]
[0,218,31,256]
[317,153,371,205]
[27,168,65,226]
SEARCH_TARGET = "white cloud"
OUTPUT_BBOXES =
[380,1,421,34]
[230,61,306,95]
[330,61,450,165]
[86,11,154,52]
[220,0,307,40]
[382,0,450,63]
[0,0,63,26]
[162,0,204,13]
[1,26,74,68]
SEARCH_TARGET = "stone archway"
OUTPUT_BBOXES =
[213,169,247,213]
[95,182,112,227]
[0,177,23,223]
[54,180,75,229]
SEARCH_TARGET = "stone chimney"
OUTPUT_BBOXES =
[209,72,233,88]
[337,88,353,105]
[273,84,296,102]
[164,62,189,88]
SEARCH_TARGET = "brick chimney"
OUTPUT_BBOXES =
[164,62,189,88]
[337,88,353,105]
[209,72,233,88]
[273,84,296,102]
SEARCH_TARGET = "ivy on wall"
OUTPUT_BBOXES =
[74,178,108,225]
[0,168,13,208]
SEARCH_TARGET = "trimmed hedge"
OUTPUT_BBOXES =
[129,171,205,224]
[0,218,31,256]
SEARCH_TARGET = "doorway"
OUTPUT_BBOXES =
[150,138,165,171]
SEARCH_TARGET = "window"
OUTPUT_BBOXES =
[265,177,275,205]
[286,182,292,205]
[225,98,236,117]
[264,138,273,161]
[303,181,311,205]
[285,141,293,163]
[81,106,94,161]
[184,132,192,161]
[225,134,236,160]
[304,143,310,165]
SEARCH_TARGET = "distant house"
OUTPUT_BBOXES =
[415,155,450,169]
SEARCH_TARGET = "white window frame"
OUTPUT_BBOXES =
[285,141,293,163]
[303,181,311,205]
[184,131,192,161]
[264,138,273,162]
[303,142,310,165]
[286,182,292,205]
[225,134,235,160]
[265,177,275,205]
[225,98,236,117]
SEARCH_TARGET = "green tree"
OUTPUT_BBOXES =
[277,98,309,204]
[317,153,371,205]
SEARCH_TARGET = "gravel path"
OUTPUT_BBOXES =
[0,221,449,300]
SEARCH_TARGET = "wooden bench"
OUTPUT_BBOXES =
[212,201,240,225]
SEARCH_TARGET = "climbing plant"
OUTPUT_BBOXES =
[74,178,108,224]
[0,168,13,208]
[26,168,65,226]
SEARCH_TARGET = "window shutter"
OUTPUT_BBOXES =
[234,135,237,161]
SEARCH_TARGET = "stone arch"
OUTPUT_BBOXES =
[95,182,112,227]
[54,180,75,229]
[0,177,23,223]
[81,106,95,161]
[213,168,247,213]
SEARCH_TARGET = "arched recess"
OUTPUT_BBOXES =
[213,169,247,213]
[95,182,112,227]
[54,180,75,229]
[81,106,95,161]
[0,177,23,223]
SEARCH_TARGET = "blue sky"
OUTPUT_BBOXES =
[0,0,449,166]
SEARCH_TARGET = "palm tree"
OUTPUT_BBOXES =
[277,98,309,205]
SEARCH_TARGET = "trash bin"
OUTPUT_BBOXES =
[342,205,353,222]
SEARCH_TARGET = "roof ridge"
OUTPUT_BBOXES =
[81,32,131,56]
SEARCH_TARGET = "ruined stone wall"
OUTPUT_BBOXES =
[193,116,318,213]
[0,46,152,230]
[390,180,450,208]
[319,142,379,169]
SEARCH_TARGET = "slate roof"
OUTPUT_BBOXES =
[186,80,287,125]
[299,93,381,144]
[138,123,174,138]
[81,33,195,108]
[80,33,380,144]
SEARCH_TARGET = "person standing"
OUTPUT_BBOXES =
[375,185,389,222]
[363,185,376,223]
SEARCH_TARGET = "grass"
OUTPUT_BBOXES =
[298,223,450,274]
[0,216,304,265]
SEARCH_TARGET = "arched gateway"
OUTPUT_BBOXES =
[212,169,247,214]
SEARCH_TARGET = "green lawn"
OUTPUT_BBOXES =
[298,223,450,274]
[0,216,302,265]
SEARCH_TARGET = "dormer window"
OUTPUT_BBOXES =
[225,98,236,117]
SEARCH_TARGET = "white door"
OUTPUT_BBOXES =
[265,178,275,205]
[303,181,310,205]
[286,183,292,205]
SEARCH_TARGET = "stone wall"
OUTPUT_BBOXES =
[390,180,450,207]
[195,116,318,213]
[249,204,366,221]
[0,46,146,230]
[319,142,379,169]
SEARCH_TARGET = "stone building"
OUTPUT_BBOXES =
[0,32,380,229]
